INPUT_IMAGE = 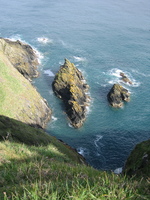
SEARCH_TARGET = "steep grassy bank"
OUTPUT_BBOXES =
[0,116,149,199]
[0,51,51,128]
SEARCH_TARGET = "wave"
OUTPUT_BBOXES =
[33,48,44,64]
[94,135,103,148]
[44,69,55,77]
[7,34,44,65]
[37,37,53,44]
[51,116,58,121]
[73,56,86,62]
[77,147,89,156]
[106,68,140,88]
[131,69,150,77]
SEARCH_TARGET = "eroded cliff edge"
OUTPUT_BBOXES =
[0,37,39,80]
[0,38,51,128]
[52,59,90,128]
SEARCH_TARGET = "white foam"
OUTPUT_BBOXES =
[6,35,44,65]
[37,37,53,44]
[68,123,73,128]
[52,116,58,121]
[44,69,55,77]
[77,147,89,156]
[94,135,103,148]
[107,68,140,88]
[33,48,44,64]
[7,34,26,43]
[114,167,123,174]
[109,68,123,77]
[73,56,86,62]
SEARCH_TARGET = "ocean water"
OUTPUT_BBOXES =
[0,0,150,171]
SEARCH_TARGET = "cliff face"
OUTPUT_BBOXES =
[0,38,39,80]
[124,139,150,178]
[52,59,90,128]
[0,39,51,128]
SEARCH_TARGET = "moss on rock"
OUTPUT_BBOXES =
[52,59,90,128]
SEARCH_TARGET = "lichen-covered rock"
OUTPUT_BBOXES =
[123,139,150,178]
[120,72,132,85]
[0,37,39,80]
[107,84,130,108]
[52,59,90,128]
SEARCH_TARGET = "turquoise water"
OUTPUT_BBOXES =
[0,0,150,170]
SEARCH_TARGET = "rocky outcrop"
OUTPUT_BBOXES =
[52,59,90,128]
[0,37,39,80]
[120,72,132,85]
[0,42,51,128]
[123,139,150,178]
[107,84,130,108]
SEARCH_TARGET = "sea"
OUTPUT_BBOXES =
[0,0,150,171]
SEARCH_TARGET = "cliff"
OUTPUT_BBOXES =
[123,139,150,178]
[52,59,90,128]
[0,37,39,80]
[0,39,51,128]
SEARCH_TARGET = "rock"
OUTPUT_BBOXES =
[0,37,39,80]
[52,59,90,128]
[123,139,150,178]
[107,84,130,108]
[120,72,132,85]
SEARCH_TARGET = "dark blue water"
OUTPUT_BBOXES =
[0,0,150,170]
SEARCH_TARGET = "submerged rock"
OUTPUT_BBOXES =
[120,72,132,85]
[52,59,90,128]
[107,84,130,108]
[0,37,39,80]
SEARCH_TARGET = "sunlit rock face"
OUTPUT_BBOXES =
[107,84,130,108]
[0,37,39,80]
[52,59,90,128]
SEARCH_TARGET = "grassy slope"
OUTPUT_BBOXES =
[0,116,149,200]
[0,52,50,127]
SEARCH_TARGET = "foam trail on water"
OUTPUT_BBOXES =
[94,135,103,148]
[37,37,53,44]
[44,69,55,77]
[73,56,86,62]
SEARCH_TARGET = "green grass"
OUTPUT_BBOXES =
[0,140,149,200]
[0,116,149,199]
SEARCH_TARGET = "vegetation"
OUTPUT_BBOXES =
[0,52,51,128]
[0,116,149,199]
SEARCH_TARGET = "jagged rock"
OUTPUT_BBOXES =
[0,37,39,80]
[120,72,132,85]
[52,59,90,128]
[107,84,130,108]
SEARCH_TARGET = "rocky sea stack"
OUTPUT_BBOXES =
[107,84,130,108]
[0,37,39,80]
[52,59,90,128]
